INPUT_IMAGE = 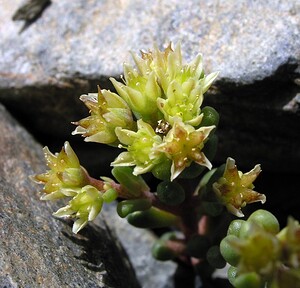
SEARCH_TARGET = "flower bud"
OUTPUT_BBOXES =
[110,69,162,124]
[234,272,262,288]
[248,209,280,235]
[220,235,241,266]
[227,220,247,237]
[228,265,238,285]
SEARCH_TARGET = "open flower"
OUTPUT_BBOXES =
[111,119,164,175]
[156,118,215,181]
[32,142,120,233]
[154,43,218,127]
[54,185,104,234]
[72,86,135,145]
[31,141,89,200]
[111,42,218,128]
[213,157,265,217]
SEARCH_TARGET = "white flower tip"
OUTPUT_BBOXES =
[259,194,267,204]
[253,164,262,174]
[227,204,244,217]
[226,157,236,170]
[29,174,39,183]
[72,219,88,234]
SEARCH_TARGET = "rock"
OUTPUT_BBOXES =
[0,103,140,288]
[0,0,299,170]
[99,204,177,288]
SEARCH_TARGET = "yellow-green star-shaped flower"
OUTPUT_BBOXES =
[31,141,89,200]
[111,119,164,175]
[72,86,135,145]
[54,185,104,234]
[213,157,266,217]
[156,118,215,181]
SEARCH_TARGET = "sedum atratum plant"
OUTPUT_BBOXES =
[32,43,300,287]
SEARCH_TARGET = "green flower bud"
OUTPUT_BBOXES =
[227,266,238,286]
[233,223,281,276]
[117,199,152,218]
[127,207,179,228]
[186,235,211,258]
[239,221,252,240]
[248,209,280,235]
[156,180,185,206]
[110,69,162,124]
[233,272,262,288]
[220,235,241,266]
[227,220,247,237]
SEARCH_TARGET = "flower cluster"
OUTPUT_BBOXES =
[221,210,300,288]
[74,43,218,180]
[30,42,300,287]
[32,141,118,233]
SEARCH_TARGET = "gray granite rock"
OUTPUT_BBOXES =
[98,204,177,288]
[0,0,299,171]
[0,103,140,288]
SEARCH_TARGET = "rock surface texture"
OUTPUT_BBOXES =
[0,104,140,288]
[0,0,299,172]
[99,204,177,288]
